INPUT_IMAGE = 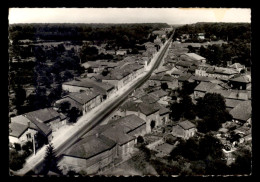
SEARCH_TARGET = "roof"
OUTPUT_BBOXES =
[229,63,245,69]
[64,134,116,159]
[120,100,160,116]
[154,143,175,155]
[141,94,159,104]
[149,89,168,98]
[225,99,244,108]
[159,106,170,115]
[24,108,60,123]
[66,91,100,105]
[154,67,169,74]
[229,75,251,83]
[184,53,206,61]
[178,120,196,130]
[230,101,252,121]
[63,78,114,92]
[9,121,29,138]
[194,82,220,92]
[176,60,193,67]
[178,73,193,82]
[191,76,215,82]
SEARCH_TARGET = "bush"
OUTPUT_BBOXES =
[14,143,21,151]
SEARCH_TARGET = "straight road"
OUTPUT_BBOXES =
[14,33,173,176]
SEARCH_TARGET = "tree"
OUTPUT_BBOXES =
[137,136,144,144]
[43,143,61,175]
[67,107,81,123]
[13,85,26,107]
[58,101,71,114]
[9,150,26,171]
[161,82,168,90]
[195,93,230,132]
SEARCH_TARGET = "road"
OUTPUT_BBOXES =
[13,33,173,176]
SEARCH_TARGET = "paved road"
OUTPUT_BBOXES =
[14,33,173,176]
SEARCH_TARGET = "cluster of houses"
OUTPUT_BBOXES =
[8,30,167,153]
[9,28,251,173]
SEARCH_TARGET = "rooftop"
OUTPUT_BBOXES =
[178,120,196,130]
[230,101,252,121]
[194,82,221,92]
[184,53,206,61]
[64,134,116,159]
[66,91,100,105]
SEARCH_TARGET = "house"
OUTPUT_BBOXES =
[105,50,116,55]
[166,67,184,78]
[228,63,245,72]
[190,75,215,85]
[56,91,102,115]
[62,78,115,99]
[171,120,197,140]
[102,63,144,90]
[225,99,244,112]
[116,49,127,56]
[194,82,222,99]
[177,73,193,87]
[229,75,251,90]
[149,89,169,106]
[183,53,206,63]
[154,142,175,158]
[59,114,146,174]
[9,109,55,146]
[197,33,205,40]
[59,134,117,174]
[119,100,161,133]
[24,108,67,132]
[229,101,252,125]
[149,74,178,90]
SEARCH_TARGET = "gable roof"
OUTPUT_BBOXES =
[66,91,100,105]
[229,75,251,83]
[64,134,116,159]
[149,89,168,98]
[229,101,252,121]
[194,82,220,92]
[9,121,29,138]
[24,108,60,123]
[225,99,244,109]
[120,100,160,116]
[178,120,196,130]
[184,53,206,61]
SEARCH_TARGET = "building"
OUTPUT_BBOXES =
[229,75,251,90]
[119,100,161,133]
[59,134,117,174]
[56,91,102,115]
[116,49,127,56]
[194,82,222,99]
[229,101,252,125]
[102,63,144,90]
[183,53,206,63]
[9,108,58,146]
[172,120,197,140]
[62,78,115,99]
[59,114,146,174]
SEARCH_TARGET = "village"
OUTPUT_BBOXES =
[9,22,251,176]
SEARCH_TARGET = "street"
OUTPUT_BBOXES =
[14,33,173,176]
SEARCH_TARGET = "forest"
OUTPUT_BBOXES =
[174,22,251,43]
[175,22,251,67]
[9,23,170,45]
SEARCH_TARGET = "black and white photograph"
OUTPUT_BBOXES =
[8,8,252,176]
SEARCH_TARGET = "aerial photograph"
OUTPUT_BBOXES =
[8,8,251,176]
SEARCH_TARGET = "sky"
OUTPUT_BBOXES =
[9,8,251,24]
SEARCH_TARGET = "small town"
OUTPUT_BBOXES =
[8,8,252,176]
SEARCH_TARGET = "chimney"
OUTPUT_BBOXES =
[27,120,30,128]
[96,133,99,137]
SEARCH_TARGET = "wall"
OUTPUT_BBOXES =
[83,95,102,115]
[62,84,92,93]
[9,128,38,145]
[59,146,116,175]
[194,90,206,99]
